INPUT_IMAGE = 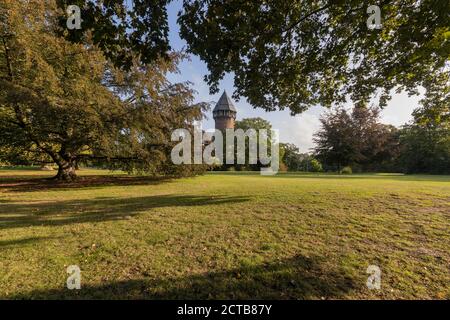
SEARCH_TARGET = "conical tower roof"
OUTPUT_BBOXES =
[213,91,237,112]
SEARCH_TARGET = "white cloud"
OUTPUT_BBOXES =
[277,112,322,153]
[380,91,422,127]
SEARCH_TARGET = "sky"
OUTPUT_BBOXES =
[166,1,421,153]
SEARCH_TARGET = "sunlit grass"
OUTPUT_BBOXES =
[0,169,449,299]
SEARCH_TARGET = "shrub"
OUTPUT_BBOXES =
[340,166,352,174]
[309,159,323,172]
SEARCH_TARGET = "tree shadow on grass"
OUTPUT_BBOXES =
[0,236,62,249]
[216,172,450,183]
[0,175,173,193]
[9,254,357,299]
[0,195,249,230]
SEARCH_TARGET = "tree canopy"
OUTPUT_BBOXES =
[313,106,400,171]
[179,0,449,113]
[280,143,323,172]
[0,0,207,180]
[399,100,449,174]
[56,0,172,70]
[223,117,273,171]
[54,1,449,114]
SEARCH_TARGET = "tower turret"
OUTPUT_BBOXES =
[213,91,237,130]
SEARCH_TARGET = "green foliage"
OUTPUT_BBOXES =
[0,1,207,180]
[280,143,303,171]
[56,0,171,70]
[280,143,324,172]
[314,106,401,172]
[309,159,323,173]
[179,1,450,114]
[235,117,272,131]
[398,102,450,174]
[221,117,274,171]
[340,166,352,175]
[395,53,449,174]
[56,1,449,114]
[314,99,449,174]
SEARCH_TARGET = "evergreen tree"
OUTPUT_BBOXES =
[0,0,207,180]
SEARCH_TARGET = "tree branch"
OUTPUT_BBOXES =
[1,36,13,80]
[284,3,331,34]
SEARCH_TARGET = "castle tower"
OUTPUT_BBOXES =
[213,91,237,130]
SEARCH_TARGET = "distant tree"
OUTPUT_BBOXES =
[229,117,273,171]
[0,1,207,180]
[313,106,400,172]
[280,143,303,171]
[308,158,323,173]
[280,143,323,172]
[350,107,401,171]
[398,95,450,174]
[235,117,272,132]
[366,124,402,172]
[313,108,355,172]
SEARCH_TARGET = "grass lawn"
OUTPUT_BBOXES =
[0,169,449,299]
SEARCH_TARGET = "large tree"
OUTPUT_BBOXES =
[399,93,450,174]
[55,1,449,114]
[280,143,304,172]
[233,117,274,171]
[0,0,207,180]
[56,0,172,70]
[313,106,400,172]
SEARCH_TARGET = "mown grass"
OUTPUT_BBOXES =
[0,169,449,299]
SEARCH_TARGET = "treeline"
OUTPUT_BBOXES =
[212,106,449,175]
[282,104,449,174]
[1,2,448,179]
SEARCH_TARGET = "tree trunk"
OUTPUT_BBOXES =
[54,161,77,181]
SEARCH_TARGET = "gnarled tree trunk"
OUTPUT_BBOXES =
[54,160,77,181]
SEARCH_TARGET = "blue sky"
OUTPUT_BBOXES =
[166,0,421,152]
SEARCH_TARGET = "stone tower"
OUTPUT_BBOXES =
[213,91,237,130]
